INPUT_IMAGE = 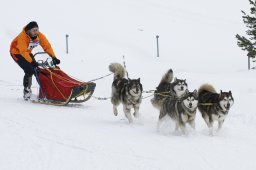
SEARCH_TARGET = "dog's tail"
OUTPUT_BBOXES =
[159,69,173,84]
[198,84,216,95]
[109,63,125,80]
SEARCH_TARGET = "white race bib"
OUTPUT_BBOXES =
[28,40,40,50]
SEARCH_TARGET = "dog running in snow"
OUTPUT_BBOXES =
[198,84,234,135]
[151,69,188,110]
[158,89,198,134]
[109,63,143,123]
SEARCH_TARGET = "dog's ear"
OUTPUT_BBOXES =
[185,89,189,94]
[193,89,198,98]
[229,90,232,95]
[219,90,223,99]
[137,78,140,82]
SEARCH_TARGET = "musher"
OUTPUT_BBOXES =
[10,21,60,100]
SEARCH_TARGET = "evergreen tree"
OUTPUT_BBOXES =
[236,0,256,59]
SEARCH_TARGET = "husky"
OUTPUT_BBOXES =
[151,69,188,110]
[109,63,143,123]
[198,84,234,135]
[158,89,198,134]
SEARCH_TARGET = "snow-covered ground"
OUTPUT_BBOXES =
[0,0,255,169]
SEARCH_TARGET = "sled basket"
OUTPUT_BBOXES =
[37,66,96,105]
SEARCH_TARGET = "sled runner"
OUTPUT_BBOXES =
[33,52,96,106]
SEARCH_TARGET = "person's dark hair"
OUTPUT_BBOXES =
[25,21,38,32]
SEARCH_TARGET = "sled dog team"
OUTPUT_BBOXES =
[109,63,234,135]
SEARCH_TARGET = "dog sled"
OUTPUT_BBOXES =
[33,52,96,106]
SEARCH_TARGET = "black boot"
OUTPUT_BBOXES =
[23,74,32,100]
[23,87,32,100]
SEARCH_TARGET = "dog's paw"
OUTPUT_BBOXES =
[133,112,139,118]
[209,128,214,136]
[113,106,118,116]
[128,118,133,124]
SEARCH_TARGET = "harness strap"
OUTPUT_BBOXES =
[88,73,113,82]
[198,103,214,106]
[92,96,111,100]
[142,94,154,99]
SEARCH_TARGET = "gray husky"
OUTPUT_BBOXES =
[109,63,143,123]
[198,84,234,135]
[151,69,188,110]
[158,89,198,134]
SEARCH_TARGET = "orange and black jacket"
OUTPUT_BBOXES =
[10,28,56,63]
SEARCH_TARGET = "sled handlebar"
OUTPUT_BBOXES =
[33,52,49,58]
[33,52,56,69]
[37,58,56,69]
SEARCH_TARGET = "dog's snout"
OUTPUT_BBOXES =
[136,86,139,92]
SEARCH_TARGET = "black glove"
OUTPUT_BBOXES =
[52,57,60,65]
[31,61,38,68]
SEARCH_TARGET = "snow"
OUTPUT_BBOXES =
[0,0,255,169]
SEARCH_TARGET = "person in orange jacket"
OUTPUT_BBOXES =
[10,21,60,100]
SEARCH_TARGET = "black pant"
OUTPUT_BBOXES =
[11,53,35,89]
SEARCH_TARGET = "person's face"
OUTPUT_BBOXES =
[29,27,39,38]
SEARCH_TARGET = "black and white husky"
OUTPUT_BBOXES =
[158,89,198,134]
[198,84,234,135]
[109,63,143,123]
[151,69,188,110]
